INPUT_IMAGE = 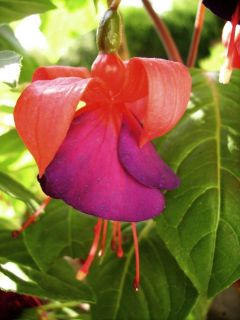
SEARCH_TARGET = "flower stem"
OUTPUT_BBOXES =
[109,0,121,11]
[187,1,206,67]
[142,0,183,62]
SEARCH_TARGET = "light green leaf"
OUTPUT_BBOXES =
[156,70,240,298]
[0,50,21,87]
[0,0,56,23]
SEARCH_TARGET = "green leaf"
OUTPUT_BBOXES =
[89,222,197,320]
[23,200,95,271]
[156,70,240,298]
[0,0,56,23]
[0,171,38,211]
[0,129,26,169]
[0,231,95,302]
[0,50,21,87]
[0,25,38,82]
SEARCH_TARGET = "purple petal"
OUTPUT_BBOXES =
[39,110,165,222]
[118,122,180,190]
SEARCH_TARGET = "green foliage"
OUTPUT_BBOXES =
[0,0,56,23]
[157,70,240,298]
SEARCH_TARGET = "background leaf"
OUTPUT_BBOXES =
[156,70,240,298]
[0,0,56,24]
[0,50,21,87]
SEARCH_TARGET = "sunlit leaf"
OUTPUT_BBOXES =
[0,50,22,87]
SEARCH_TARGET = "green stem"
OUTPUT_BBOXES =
[187,1,206,67]
[142,0,183,63]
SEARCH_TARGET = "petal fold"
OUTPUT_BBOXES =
[119,122,180,190]
[39,110,165,222]
[123,58,191,145]
[32,66,90,81]
[14,77,110,176]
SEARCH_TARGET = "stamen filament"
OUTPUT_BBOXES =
[117,222,124,258]
[12,197,51,238]
[99,220,108,257]
[111,221,118,251]
[131,223,140,291]
[76,218,103,280]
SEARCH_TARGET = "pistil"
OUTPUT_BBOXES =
[99,220,108,257]
[131,223,140,291]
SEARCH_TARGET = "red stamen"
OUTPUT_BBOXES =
[76,218,103,280]
[131,223,140,291]
[99,220,108,257]
[111,221,118,251]
[12,197,51,238]
[117,222,124,258]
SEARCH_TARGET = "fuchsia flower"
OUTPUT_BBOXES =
[14,53,191,287]
[203,0,240,83]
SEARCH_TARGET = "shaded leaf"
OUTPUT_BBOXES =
[0,50,21,87]
[156,70,240,297]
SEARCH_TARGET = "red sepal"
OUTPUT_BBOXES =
[14,77,110,176]
[32,66,90,81]
[122,58,192,145]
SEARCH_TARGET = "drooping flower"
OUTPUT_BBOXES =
[203,0,240,83]
[14,8,191,289]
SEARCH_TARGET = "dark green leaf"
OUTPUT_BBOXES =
[0,0,56,23]
[156,70,240,298]
[0,231,95,302]
[89,222,197,320]
[0,171,38,211]
[0,50,21,87]
[23,200,95,271]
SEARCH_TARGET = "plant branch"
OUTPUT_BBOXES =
[187,1,206,67]
[142,0,183,63]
